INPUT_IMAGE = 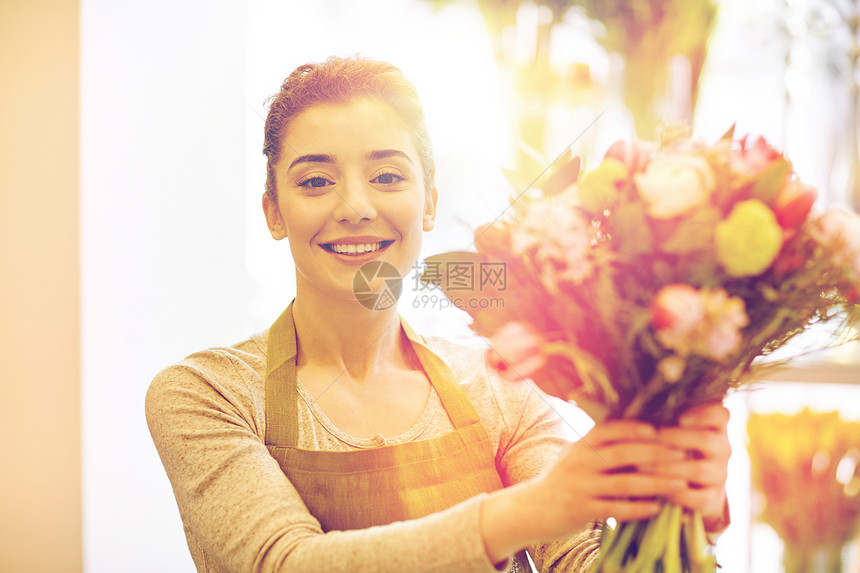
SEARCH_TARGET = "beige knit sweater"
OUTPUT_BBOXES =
[145,329,601,572]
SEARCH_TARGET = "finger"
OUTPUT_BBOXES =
[586,420,656,446]
[644,459,728,488]
[593,442,686,471]
[665,485,725,516]
[594,473,688,499]
[590,499,663,523]
[657,427,731,460]
[678,403,729,430]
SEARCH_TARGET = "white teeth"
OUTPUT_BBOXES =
[330,242,383,255]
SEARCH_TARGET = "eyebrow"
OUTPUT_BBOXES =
[287,149,414,172]
[365,149,414,166]
[288,153,335,171]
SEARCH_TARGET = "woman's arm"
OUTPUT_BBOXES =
[146,352,505,573]
[481,372,731,569]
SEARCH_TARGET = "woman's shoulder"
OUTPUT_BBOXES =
[146,330,270,420]
[157,331,267,382]
[421,335,486,379]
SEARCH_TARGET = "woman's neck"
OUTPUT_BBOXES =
[291,288,409,382]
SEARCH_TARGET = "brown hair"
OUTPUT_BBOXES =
[263,56,435,201]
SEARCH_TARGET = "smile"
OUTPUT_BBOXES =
[321,240,394,255]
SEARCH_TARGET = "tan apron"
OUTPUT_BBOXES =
[264,302,531,571]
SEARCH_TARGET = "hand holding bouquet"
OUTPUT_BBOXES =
[422,127,860,571]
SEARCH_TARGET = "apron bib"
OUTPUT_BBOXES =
[264,302,531,571]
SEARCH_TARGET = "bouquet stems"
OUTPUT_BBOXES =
[591,504,716,572]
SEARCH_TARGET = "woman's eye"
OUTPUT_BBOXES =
[299,176,332,188]
[372,172,404,185]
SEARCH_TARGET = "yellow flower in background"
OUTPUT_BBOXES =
[715,199,783,276]
[577,157,627,214]
[748,409,860,565]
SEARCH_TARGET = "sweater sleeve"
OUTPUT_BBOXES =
[145,352,504,573]
[482,365,603,572]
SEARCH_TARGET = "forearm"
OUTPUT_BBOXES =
[480,480,536,565]
[267,495,502,573]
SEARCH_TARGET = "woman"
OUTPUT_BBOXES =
[146,56,731,572]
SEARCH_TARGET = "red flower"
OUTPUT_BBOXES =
[604,139,653,174]
[773,179,816,228]
[730,135,781,177]
[650,284,704,333]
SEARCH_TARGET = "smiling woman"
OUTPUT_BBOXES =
[145,56,732,573]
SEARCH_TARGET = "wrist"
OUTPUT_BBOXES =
[479,481,536,565]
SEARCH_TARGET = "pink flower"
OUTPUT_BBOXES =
[773,179,817,229]
[652,285,749,361]
[485,322,546,381]
[730,135,782,177]
[634,153,716,219]
[511,200,555,256]
[696,289,750,361]
[651,284,706,335]
[604,139,654,174]
[511,196,594,292]
[811,209,860,279]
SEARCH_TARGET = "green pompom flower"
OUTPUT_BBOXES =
[577,158,627,213]
[715,199,783,277]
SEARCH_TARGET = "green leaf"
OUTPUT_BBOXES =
[661,207,721,254]
[542,156,581,196]
[749,159,790,205]
[652,260,675,284]
[612,202,654,256]
[684,254,721,287]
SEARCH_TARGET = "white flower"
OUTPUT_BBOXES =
[634,154,716,219]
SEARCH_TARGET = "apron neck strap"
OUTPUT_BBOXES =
[265,301,483,447]
[264,302,299,448]
[398,318,482,429]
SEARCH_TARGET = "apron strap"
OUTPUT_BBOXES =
[399,318,483,429]
[264,302,299,447]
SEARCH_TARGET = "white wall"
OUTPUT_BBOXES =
[81,2,249,571]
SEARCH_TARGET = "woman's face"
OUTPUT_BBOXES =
[263,97,437,303]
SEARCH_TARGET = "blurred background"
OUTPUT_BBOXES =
[2,0,860,571]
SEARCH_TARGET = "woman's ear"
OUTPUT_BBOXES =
[423,186,438,232]
[262,193,287,240]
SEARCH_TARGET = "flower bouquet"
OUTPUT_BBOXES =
[420,127,860,571]
[748,409,860,573]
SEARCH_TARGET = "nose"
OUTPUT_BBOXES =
[332,175,377,225]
